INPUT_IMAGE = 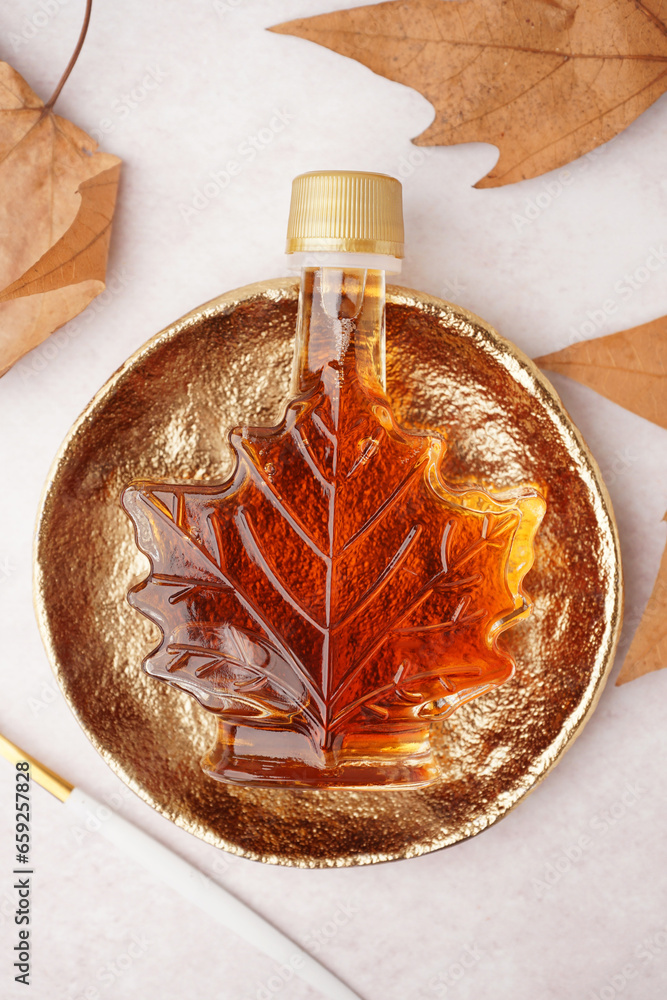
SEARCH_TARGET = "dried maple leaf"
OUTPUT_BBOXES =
[617,512,667,684]
[123,360,545,757]
[536,315,667,429]
[0,163,120,306]
[0,3,121,376]
[270,0,667,187]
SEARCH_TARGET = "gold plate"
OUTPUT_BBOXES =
[34,279,622,867]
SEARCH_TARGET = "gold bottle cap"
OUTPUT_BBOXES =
[286,170,404,258]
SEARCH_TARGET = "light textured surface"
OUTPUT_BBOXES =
[0,0,666,998]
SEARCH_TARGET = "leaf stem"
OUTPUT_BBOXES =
[45,0,93,110]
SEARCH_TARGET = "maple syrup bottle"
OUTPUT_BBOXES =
[122,171,545,788]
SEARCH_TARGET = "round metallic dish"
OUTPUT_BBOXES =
[34,279,622,867]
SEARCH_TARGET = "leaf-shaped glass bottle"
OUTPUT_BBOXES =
[122,171,546,788]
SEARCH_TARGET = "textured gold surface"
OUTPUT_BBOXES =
[34,279,622,867]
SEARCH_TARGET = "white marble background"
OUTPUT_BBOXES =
[1,2,667,998]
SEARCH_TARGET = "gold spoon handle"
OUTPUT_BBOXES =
[0,733,73,802]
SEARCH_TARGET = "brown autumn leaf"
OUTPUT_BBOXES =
[270,0,667,188]
[617,512,667,684]
[0,60,121,377]
[535,315,667,429]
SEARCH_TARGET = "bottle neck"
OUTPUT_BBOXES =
[291,267,386,396]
